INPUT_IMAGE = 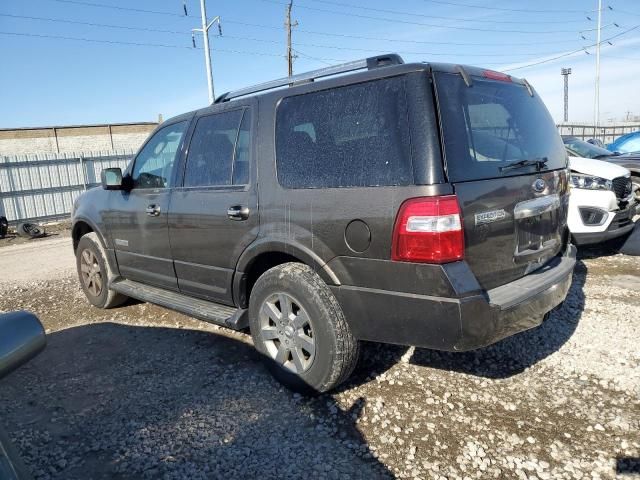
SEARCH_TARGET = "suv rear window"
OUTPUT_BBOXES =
[435,72,566,182]
[275,77,413,189]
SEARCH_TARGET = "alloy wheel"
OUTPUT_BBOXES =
[80,249,103,297]
[258,293,316,373]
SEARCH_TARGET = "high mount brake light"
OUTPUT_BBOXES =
[482,70,512,82]
[391,196,464,264]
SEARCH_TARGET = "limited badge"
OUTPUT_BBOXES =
[475,209,506,226]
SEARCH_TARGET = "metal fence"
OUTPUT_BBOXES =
[0,150,134,224]
[558,123,640,145]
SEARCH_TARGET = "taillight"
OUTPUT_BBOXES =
[391,196,464,264]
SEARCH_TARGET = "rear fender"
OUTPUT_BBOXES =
[235,238,340,285]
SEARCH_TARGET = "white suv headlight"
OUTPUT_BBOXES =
[570,173,613,191]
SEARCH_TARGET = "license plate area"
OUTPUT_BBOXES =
[516,210,560,253]
[513,194,562,264]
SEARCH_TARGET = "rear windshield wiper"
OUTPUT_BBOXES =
[499,157,548,173]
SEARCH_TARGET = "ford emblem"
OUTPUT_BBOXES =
[533,178,546,193]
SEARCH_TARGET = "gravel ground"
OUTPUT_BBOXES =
[0,238,638,479]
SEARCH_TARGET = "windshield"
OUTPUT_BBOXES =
[434,72,567,182]
[563,136,613,158]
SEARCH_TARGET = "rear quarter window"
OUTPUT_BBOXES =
[434,72,567,182]
[275,76,413,189]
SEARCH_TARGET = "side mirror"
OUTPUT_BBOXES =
[101,167,124,190]
[0,311,46,380]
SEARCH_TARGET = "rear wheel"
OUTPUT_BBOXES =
[76,232,127,309]
[249,262,359,394]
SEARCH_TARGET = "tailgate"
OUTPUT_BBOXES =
[455,171,567,289]
[433,67,569,290]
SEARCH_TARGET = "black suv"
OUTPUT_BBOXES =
[72,54,576,393]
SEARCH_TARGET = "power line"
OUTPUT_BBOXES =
[0,30,194,49]
[0,13,190,35]
[2,13,591,57]
[216,34,571,58]
[606,6,640,17]
[603,54,640,60]
[419,0,596,14]
[32,0,630,41]
[41,0,595,19]
[293,48,344,64]
[48,0,187,17]
[0,30,287,57]
[257,0,587,34]
[223,20,589,46]
[500,24,640,72]
[302,0,590,24]
[18,1,604,45]
[4,26,639,74]
[5,4,636,71]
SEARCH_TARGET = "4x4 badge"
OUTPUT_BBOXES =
[475,209,506,225]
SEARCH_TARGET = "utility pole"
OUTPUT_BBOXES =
[285,1,298,77]
[561,68,572,123]
[192,0,221,104]
[594,0,602,134]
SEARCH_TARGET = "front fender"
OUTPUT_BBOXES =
[72,188,113,249]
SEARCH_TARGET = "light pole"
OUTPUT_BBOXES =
[561,68,572,123]
[193,0,221,104]
[594,0,602,132]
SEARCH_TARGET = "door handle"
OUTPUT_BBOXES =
[227,205,250,221]
[145,204,161,217]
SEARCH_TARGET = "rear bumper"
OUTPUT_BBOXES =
[332,244,577,351]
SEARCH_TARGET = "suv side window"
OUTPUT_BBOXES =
[131,121,188,189]
[184,109,245,187]
[275,76,413,189]
[232,110,251,185]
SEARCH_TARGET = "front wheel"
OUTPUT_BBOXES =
[249,263,359,394]
[76,232,127,309]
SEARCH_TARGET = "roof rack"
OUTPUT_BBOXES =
[214,53,404,103]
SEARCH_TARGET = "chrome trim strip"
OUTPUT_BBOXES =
[514,194,561,220]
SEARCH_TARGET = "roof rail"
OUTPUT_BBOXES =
[215,53,404,103]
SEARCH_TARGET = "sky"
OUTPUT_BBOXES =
[1,0,639,128]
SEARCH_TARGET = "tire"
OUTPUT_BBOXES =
[0,216,7,238]
[76,232,127,309]
[249,262,360,394]
[16,222,45,238]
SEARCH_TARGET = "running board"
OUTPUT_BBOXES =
[110,279,248,330]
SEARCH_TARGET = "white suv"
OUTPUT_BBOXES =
[568,156,637,245]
